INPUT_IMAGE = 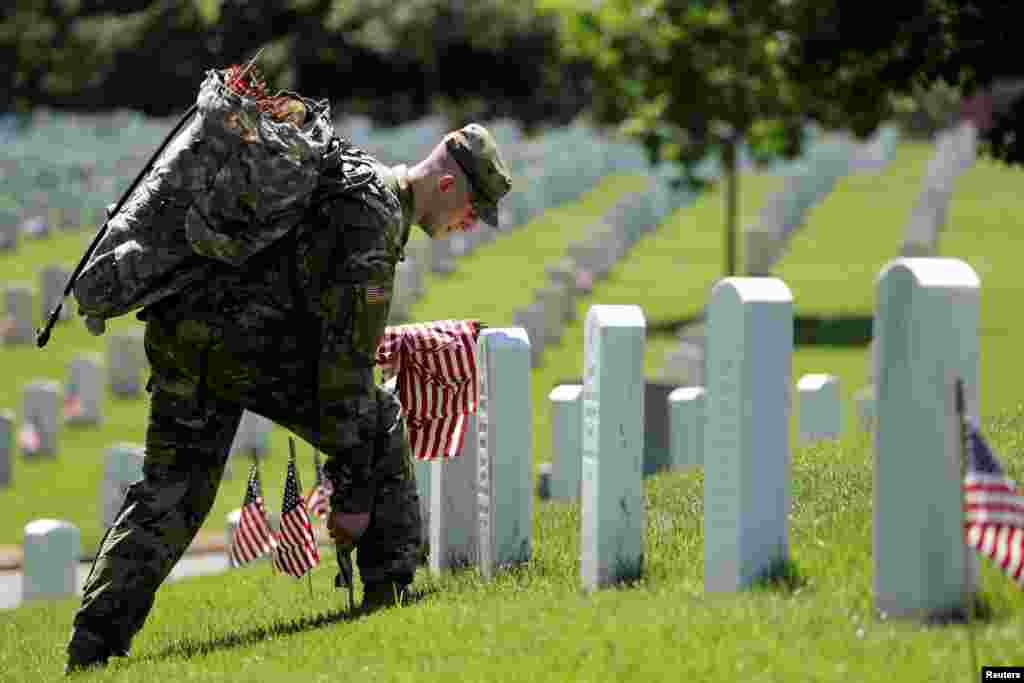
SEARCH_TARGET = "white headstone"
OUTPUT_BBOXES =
[3,284,34,346]
[22,379,60,458]
[0,409,12,487]
[855,385,875,432]
[103,443,145,527]
[549,384,583,501]
[230,410,272,460]
[873,257,980,619]
[414,457,431,560]
[430,411,480,573]
[64,353,104,426]
[477,327,532,580]
[668,386,705,468]
[704,278,793,593]
[743,226,782,276]
[797,373,841,443]
[511,305,546,368]
[0,219,17,251]
[536,284,569,344]
[22,519,80,601]
[108,330,147,398]
[430,236,456,275]
[580,305,646,592]
[39,264,72,323]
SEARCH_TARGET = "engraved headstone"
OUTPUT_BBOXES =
[2,284,34,346]
[581,305,646,592]
[873,258,980,619]
[102,443,145,527]
[40,264,72,323]
[797,373,841,443]
[704,278,793,593]
[430,411,480,574]
[477,327,532,580]
[668,386,705,468]
[0,410,12,487]
[22,380,60,458]
[549,384,583,501]
[108,330,146,398]
[22,519,80,601]
[64,353,103,426]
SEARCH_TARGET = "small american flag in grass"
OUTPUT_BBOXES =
[229,461,277,568]
[17,420,41,454]
[964,419,1024,587]
[63,392,82,421]
[306,448,333,521]
[272,440,320,578]
[366,284,387,305]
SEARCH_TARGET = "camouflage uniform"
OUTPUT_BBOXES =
[68,145,421,659]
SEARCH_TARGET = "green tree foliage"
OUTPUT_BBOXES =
[540,0,902,276]
[0,1,587,129]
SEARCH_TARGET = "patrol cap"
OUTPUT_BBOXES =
[445,123,512,228]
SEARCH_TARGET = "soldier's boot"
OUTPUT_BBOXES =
[360,581,411,614]
[64,629,126,676]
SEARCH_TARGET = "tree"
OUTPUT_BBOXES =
[541,0,912,277]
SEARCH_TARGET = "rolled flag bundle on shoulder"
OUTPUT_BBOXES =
[72,60,336,323]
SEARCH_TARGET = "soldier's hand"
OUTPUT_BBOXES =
[326,510,370,549]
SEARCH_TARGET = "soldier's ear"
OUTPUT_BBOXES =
[438,174,456,194]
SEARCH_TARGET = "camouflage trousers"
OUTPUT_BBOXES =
[69,314,422,655]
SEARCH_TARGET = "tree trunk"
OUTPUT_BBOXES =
[722,136,739,277]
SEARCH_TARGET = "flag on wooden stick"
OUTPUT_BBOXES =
[272,438,320,578]
[229,460,277,568]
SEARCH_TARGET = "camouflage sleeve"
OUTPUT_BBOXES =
[312,192,403,512]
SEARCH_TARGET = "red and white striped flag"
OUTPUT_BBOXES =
[229,461,277,568]
[375,319,481,460]
[272,444,320,578]
[963,419,1024,587]
[63,392,83,421]
[306,449,333,520]
[18,421,41,455]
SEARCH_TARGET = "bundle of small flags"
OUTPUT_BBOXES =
[963,418,1024,587]
[375,319,481,460]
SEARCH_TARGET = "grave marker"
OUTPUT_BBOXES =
[230,410,272,460]
[797,373,841,443]
[477,327,532,580]
[0,217,16,251]
[581,305,646,591]
[511,305,546,368]
[40,264,72,323]
[0,410,12,487]
[873,257,980,619]
[704,278,793,593]
[430,411,480,574]
[2,284,34,346]
[103,443,145,527]
[22,380,60,458]
[22,519,80,601]
[668,386,705,468]
[108,330,146,398]
[64,353,104,426]
[549,384,583,501]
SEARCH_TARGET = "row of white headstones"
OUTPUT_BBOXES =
[19,256,980,622]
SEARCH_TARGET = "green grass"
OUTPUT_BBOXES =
[5,141,1024,680]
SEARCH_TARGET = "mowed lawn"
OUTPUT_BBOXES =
[4,141,1024,681]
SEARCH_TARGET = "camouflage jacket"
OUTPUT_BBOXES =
[145,145,415,508]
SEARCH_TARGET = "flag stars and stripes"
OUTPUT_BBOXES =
[273,448,320,578]
[229,462,277,568]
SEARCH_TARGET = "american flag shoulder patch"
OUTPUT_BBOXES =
[366,284,388,305]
